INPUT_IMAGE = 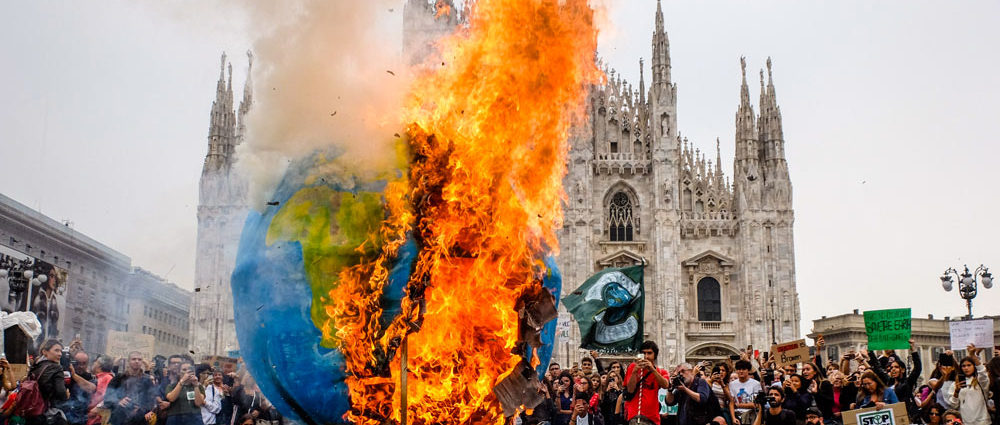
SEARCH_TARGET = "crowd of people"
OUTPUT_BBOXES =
[521,339,1000,425]
[0,339,282,425]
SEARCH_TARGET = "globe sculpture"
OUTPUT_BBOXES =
[231,151,560,424]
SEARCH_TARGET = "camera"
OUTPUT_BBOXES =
[671,376,684,388]
[60,347,72,370]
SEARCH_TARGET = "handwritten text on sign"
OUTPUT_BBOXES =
[770,339,809,367]
[948,319,994,351]
[863,308,911,350]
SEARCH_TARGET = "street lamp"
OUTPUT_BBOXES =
[940,264,992,319]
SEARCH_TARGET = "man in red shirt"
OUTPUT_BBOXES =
[624,341,670,425]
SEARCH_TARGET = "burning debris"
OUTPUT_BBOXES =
[309,0,603,423]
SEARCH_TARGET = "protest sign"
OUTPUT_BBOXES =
[864,308,911,350]
[842,403,909,425]
[556,313,572,343]
[770,339,809,367]
[948,319,995,351]
[105,331,156,361]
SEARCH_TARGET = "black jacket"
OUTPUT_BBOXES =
[890,351,922,423]
[28,359,69,405]
[104,373,157,425]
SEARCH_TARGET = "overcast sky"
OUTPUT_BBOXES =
[1,0,998,335]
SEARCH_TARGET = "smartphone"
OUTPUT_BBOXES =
[762,351,769,360]
[729,355,740,361]
[754,350,760,358]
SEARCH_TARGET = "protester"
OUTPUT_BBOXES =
[887,339,923,423]
[804,407,823,425]
[570,393,595,425]
[105,352,158,425]
[708,364,736,425]
[555,371,575,425]
[64,349,98,425]
[600,371,623,425]
[23,339,71,425]
[624,341,670,425]
[86,355,115,425]
[801,362,832,424]
[827,370,849,423]
[924,404,945,425]
[581,357,597,379]
[0,356,16,393]
[231,375,273,425]
[947,346,990,425]
[751,387,795,425]
[730,360,762,425]
[853,371,898,410]
[162,361,206,425]
[780,374,813,420]
[664,362,711,425]
[942,410,962,425]
[201,370,225,425]
[986,356,999,425]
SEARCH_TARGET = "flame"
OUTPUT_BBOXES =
[323,0,602,424]
[435,0,453,19]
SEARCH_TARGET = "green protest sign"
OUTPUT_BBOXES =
[863,308,911,350]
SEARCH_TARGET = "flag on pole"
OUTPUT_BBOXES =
[562,264,644,352]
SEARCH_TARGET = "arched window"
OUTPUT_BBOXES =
[609,192,634,241]
[697,277,721,321]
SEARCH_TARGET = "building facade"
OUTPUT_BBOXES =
[0,193,130,355]
[556,1,798,366]
[809,312,1000,382]
[400,0,801,366]
[189,52,252,356]
[125,268,192,357]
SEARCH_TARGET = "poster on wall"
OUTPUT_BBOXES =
[0,244,69,345]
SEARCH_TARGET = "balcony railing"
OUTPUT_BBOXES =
[686,321,735,335]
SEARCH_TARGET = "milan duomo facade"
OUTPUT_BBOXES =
[190,53,252,357]
[556,1,800,366]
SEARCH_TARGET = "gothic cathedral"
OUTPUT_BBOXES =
[190,52,252,357]
[555,1,800,366]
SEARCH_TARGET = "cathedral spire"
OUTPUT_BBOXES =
[715,138,723,176]
[761,57,785,157]
[638,57,646,106]
[237,50,254,142]
[650,0,671,89]
[735,56,756,163]
[205,52,237,173]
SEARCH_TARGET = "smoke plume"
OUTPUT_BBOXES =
[236,0,411,206]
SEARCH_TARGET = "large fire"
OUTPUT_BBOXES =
[324,0,601,423]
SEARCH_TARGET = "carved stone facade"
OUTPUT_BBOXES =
[555,1,800,366]
[190,53,252,357]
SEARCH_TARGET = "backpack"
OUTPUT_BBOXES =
[12,363,54,418]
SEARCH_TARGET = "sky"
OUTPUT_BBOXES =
[1,0,998,336]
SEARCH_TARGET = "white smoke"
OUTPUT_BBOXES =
[234,0,412,207]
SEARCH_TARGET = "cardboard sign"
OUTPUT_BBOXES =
[105,331,156,362]
[864,308,911,350]
[8,363,29,383]
[842,402,909,425]
[948,319,995,351]
[770,339,809,367]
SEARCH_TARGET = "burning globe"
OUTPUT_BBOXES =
[232,0,602,424]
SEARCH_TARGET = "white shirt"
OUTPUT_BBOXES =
[729,378,762,413]
[202,384,224,425]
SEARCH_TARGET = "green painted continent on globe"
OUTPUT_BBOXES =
[265,186,385,348]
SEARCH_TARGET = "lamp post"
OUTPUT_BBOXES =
[769,295,777,345]
[940,264,993,319]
